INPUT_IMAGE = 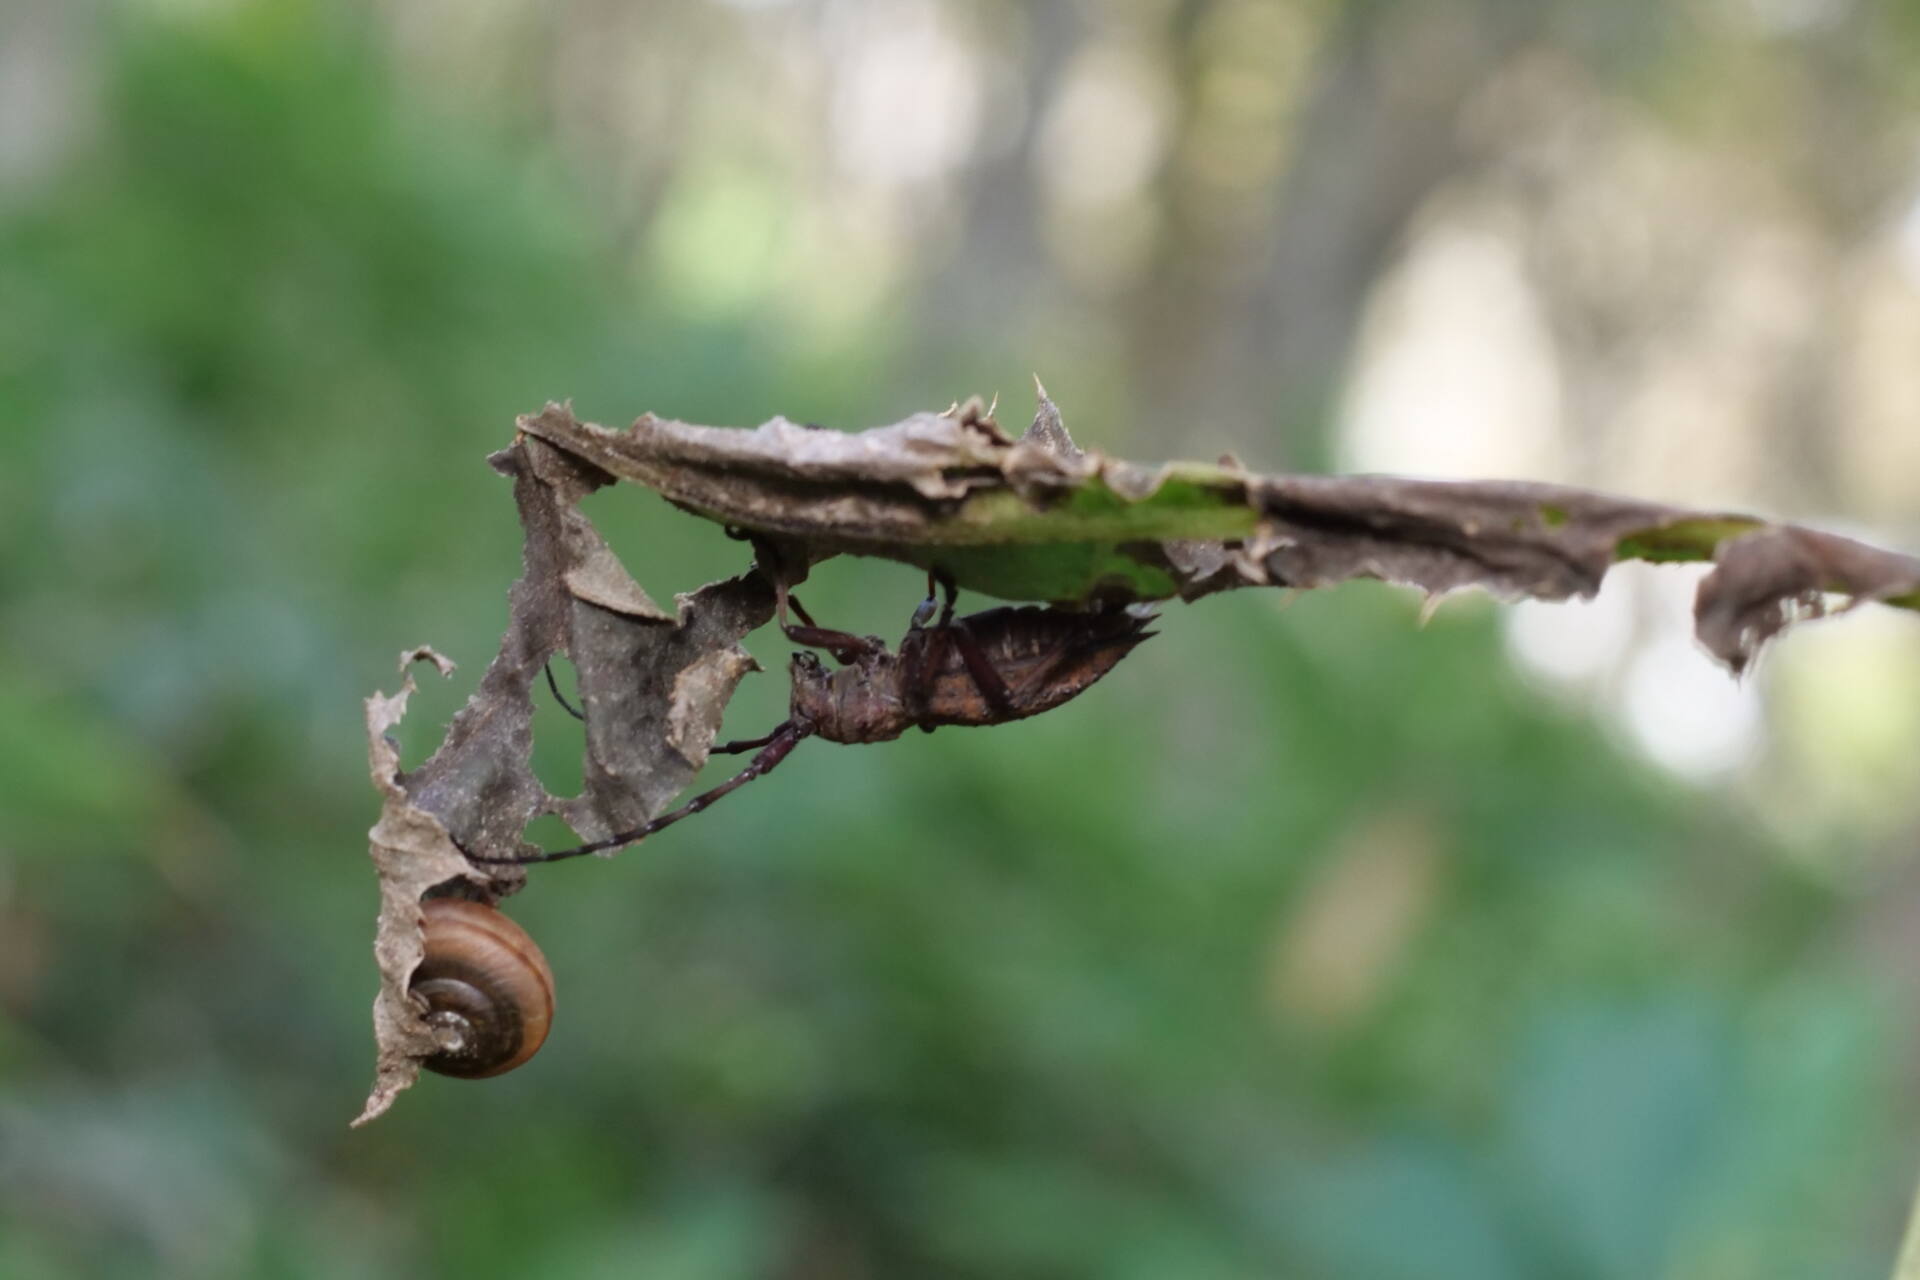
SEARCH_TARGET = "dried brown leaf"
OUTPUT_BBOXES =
[361,388,1920,1121]
[1696,525,1920,673]
[357,437,774,1123]
[1249,475,1721,602]
[355,648,471,1127]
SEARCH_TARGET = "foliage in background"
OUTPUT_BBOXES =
[0,4,1910,1278]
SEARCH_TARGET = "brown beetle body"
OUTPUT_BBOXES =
[472,582,1155,867]
[791,605,1152,744]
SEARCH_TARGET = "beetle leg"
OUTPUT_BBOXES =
[785,622,883,666]
[935,569,959,628]
[780,586,814,629]
[909,568,959,630]
[910,569,938,630]
[947,619,1016,719]
[779,586,881,665]
[709,729,782,755]
[909,570,973,730]
[900,625,936,731]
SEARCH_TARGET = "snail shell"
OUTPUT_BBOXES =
[411,898,555,1078]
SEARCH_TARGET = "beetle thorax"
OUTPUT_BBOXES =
[789,651,908,744]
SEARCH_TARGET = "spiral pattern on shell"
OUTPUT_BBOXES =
[411,898,555,1078]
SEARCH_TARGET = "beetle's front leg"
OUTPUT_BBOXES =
[780,587,882,666]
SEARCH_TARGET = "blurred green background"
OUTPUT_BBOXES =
[5,1,1920,1276]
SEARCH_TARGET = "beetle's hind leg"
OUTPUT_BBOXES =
[901,610,1014,733]
[945,618,1014,718]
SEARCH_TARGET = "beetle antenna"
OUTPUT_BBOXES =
[465,720,815,866]
[542,662,585,721]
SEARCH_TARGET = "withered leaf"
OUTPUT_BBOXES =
[1697,525,1920,673]
[513,392,1919,654]
[361,387,1919,1123]
[356,648,470,1128]
[515,396,1259,605]
[358,439,773,1123]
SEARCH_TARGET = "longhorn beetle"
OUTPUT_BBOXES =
[469,571,1155,867]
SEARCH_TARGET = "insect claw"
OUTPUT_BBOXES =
[910,596,937,629]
